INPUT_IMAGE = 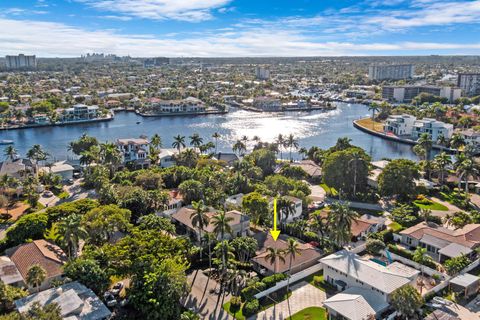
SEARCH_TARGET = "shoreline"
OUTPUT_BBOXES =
[235,104,336,113]
[0,115,114,131]
[353,118,456,153]
[135,110,228,117]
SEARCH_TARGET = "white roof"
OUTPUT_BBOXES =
[450,273,479,288]
[438,243,472,258]
[324,287,389,320]
[39,161,74,174]
[320,250,418,294]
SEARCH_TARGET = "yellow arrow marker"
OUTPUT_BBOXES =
[270,198,280,241]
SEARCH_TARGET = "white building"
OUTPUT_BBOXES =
[383,114,416,136]
[148,97,205,113]
[116,137,150,167]
[457,73,480,97]
[382,86,462,103]
[457,129,480,149]
[39,161,74,181]
[255,66,270,80]
[253,97,281,111]
[61,104,99,121]
[157,148,179,168]
[412,118,454,141]
[5,54,37,69]
[321,250,419,319]
[368,64,414,81]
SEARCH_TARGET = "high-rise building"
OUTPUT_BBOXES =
[144,57,170,68]
[368,64,414,81]
[5,54,37,69]
[255,66,270,80]
[382,85,461,103]
[457,73,480,97]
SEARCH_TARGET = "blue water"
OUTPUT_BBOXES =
[0,103,418,161]
[370,258,388,267]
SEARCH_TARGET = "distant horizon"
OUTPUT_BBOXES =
[1,0,480,57]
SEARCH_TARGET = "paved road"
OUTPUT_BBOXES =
[305,181,326,201]
[181,270,232,320]
[250,282,326,320]
[445,301,479,320]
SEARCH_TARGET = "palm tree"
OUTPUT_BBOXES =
[190,200,209,260]
[3,145,17,161]
[286,134,299,162]
[433,152,452,184]
[57,213,87,259]
[450,133,465,154]
[265,246,286,274]
[456,159,478,194]
[212,132,221,154]
[26,264,47,292]
[413,247,433,292]
[211,211,234,240]
[328,201,358,248]
[437,134,448,148]
[100,142,122,177]
[172,135,186,152]
[417,133,433,161]
[284,238,301,319]
[368,103,380,128]
[214,240,235,289]
[349,151,364,196]
[232,140,246,157]
[277,197,296,226]
[276,134,285,160]
[202,232,216,278]
[189,133,203,151]
[150,134,162,150]
[419,208,431,223]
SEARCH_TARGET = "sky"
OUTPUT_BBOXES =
[1,0,480,57]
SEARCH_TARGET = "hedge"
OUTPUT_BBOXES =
[387,244,437,269]
[242,299,260,317]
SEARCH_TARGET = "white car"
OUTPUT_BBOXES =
[432,296,452,306]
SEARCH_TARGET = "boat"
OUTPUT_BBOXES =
[0,140,14,145]
[136,121,141,124]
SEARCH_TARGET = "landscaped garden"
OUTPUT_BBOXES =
[287,307,327,320]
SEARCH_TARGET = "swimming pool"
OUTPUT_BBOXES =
[370,258,387,267]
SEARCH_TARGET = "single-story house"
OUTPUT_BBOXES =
[400,222,480,262]
[251,232,322,276]
[324,287,389,320]
[39,161,75,181]
[6,239,68,291]
[172,207,250,241]
[213,152,240,166]
[15,281,111,320]
[0,158,35,180]
[320,250,419,309]
[290,160,322,180]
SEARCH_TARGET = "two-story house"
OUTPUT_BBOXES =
[116,137,150,168]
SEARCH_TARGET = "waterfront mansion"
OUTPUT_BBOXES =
[384,114,453,141]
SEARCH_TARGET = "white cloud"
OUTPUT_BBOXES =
[76,0,232,22]
[0,17,479,57]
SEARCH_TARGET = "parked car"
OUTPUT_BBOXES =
[432,296,452,306]
[309,201,325,211]
[66,178,74,185]
[104,292,117,307]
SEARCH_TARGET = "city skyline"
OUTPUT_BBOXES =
[0,0,480,57]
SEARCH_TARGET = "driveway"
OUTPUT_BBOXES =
[250,282,326,320]
[305,181,325,201]
[63,178,97,201]
[181,270,232,320]
[445,301,480,320]
[429,196,462,219]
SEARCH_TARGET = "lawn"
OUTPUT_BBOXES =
[388,221,404,233]
[304,271,337,295]
[413,200,448,211]
[287,307,327,320]
[356,117,384,133]
[223,290,292,320]
[223,301,246,320]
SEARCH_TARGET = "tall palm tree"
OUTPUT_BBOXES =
[437,134,448,148]
[232,140,246,157]
[419,208,431,223]
[413,247,433,293]
[265,246,286,274]
[100,142,122,177]
[349,151,364,196]
[189,133,203,151]
[368,103,380,128]
[417,133,433,161]
[211,211,234,240]
[214,240,235,289]
[433,152,451,184]
[450,133,465,154]
[286,134,299,162]
[57,213,87,259]
[26,264,47,293]
[172,135,186,152]
[212,132,221,154]
[276,134,285,160]
[190,200,209,260]
[3,145,17,161]
[150,133,162,150]
[202,232,216,278]
[456,159,478,194]
[284,238,301,319]
[328,201,358,248]
[277,197,296,226]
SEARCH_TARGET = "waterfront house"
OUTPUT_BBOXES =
[213,152,240,166]
[383,114,416,136]
[147,97,206,114]
[0,158,35,180]
[251,232,322,276]
[116,137,150,168]
[61,104,100,122]
[6,240,68,292]
[157,148,179,168]
[32,114,50,124]
[412,118,454,141]
[253,96,282,111]
[15,281,111,320]
[321,250,419,319]
[39,161,75,181]
[171,207,250,242]
[400,222,480,262]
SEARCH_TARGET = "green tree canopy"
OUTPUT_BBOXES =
[378,159,420,200]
